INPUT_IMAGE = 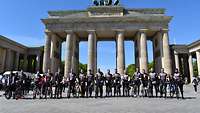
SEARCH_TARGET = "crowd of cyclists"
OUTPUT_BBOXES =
[0,67,195,100]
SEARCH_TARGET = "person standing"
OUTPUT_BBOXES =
[158,68,167,98]
[67,69,76,98]
[132,68,142,97]
[113,69,121,97]
[105,69,113,97]
[141,69,149,97]
[95,68,104,98]
[122,70,130,97]
[54,69,63,99]
[79,69,87,97]
[173,68,184,99]
[149,68,158,97]
[99,0,104,5]
[10,71,17,99]
[33,71,42,99]
[192,76,198,93]
[44,69,53,98]
[87,69,94,98]
[20,70,27,95]
[37,71,45,99]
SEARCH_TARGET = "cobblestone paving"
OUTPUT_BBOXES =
[0,85,199,113]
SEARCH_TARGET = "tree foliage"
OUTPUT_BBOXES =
[126,64,136,77]
[61,61,87,74]
[79,63,87,74]
[148,62,154,71]
[126,61,154,77]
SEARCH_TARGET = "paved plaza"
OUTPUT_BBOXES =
[0,85,199,113]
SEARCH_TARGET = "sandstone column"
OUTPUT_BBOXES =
[64,31,73,78]
[94,34,97,74]
[15,52,20,70]
[5,49,11,71]
[188,54,194,82]
[116,29,125,75]
[153,33,162,73]
[196,50,200,76]
[183,55,190,83]
[23,54,27,71]
[50,34,57,74]
[71,34,79,75]
[36,54,41,72]
[180,57,185,74]
[87,30,97,75]
[43,31,51,73]
[161,29,172,74]
[57,39,62,72]
[174,51,180,70]
[134,39,139,68]
[139,29,148,73]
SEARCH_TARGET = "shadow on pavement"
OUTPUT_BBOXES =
[2,95,196,100]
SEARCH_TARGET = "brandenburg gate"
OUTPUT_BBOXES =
[41,6,172,78]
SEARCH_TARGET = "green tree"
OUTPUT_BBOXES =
[126,64,136,77]
[60,61,87,74]
[126,61,154,77]
[148,61,154,71]
[79,63,87,74]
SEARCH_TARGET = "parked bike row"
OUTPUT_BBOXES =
[0,68,198,100]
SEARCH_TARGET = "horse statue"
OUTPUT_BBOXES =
[93,0,119,6]
[113,0,119,5]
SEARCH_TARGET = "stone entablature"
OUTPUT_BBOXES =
[48,7,166,17]
[170,45,189,54]
[188,40,200,53]
[126,8,165,14]
[0,35,27,53]
[88,6,124,17]
[27,47,44,55]
[171,40,200,54]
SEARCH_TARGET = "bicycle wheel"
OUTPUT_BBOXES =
[5,90,12,99]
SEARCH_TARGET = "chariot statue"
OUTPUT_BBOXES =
[93,0,120,6]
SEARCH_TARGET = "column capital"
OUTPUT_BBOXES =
[87,30,97,38]
[65,30,74,34]
[16,52,20,55]
[188,52,193,56]
[138,29,148,33]
[160,28,169,33]
[6,48,11,51]
[113,29,125,34]
[45,29,53,35]
[174,50,179,55]
[45,30,58,38]
[87,30,96,34]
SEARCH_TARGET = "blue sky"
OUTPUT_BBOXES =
[0,0,200,72]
